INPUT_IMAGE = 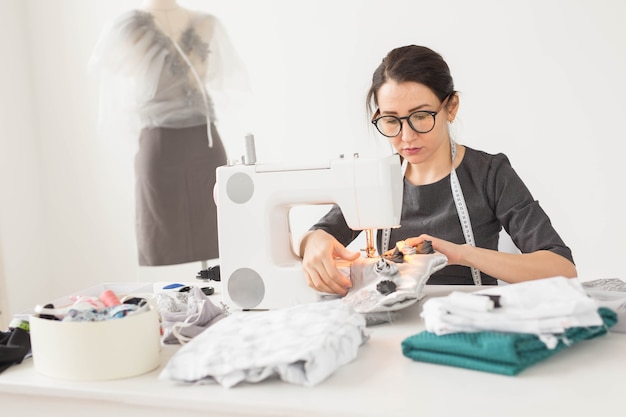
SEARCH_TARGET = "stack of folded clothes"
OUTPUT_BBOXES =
[401,277,617,375]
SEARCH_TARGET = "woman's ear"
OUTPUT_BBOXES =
[447,93,460,122]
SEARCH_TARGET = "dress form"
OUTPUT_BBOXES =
[90,4,248,268]
[140,0,191,40]
[139,0,213,270]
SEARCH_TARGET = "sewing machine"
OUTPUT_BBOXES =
[215,135,403,310]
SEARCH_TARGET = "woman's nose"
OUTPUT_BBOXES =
[400,120,417,142]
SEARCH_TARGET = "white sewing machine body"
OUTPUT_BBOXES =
[215,151,403,310]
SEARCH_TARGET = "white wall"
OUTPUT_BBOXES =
[1,0,625,324]
[0,0,50,328]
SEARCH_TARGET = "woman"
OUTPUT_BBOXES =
[299,45,577,295]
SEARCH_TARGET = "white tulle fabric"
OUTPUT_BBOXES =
[89,10,248,139]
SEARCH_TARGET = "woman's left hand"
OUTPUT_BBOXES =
[403,234,578,283]
[403,234,466,265]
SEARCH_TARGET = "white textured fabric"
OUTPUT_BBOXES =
[421,276,603,338]
[341,253,448,314]
[159,299,368,388]
[583,278,626,333]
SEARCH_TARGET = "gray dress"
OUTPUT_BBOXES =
[135,123,226,266]
[311,147,574,285]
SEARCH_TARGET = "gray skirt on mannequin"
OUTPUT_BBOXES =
[135,123,227,266]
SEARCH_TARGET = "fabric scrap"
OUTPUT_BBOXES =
[0,327,31,374]
[157,286,226,344]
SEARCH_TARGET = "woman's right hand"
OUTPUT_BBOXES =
[299,230,360,295]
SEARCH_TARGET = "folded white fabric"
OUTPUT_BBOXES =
[341,252,448,314]
[421,276,603,346]
[159,299,367,388]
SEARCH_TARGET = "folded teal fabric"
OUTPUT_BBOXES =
[402,308,617,376]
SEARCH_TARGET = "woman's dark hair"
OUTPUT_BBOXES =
[366,45,456,116]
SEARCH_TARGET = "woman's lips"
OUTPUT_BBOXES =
[403,147,422,156]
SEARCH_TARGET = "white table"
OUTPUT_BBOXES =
[1,285,623,417]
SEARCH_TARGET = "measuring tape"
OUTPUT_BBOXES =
[450,141,482,285]
[380,140,482,285]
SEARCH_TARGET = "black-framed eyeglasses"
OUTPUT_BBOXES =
[371,96,450,138]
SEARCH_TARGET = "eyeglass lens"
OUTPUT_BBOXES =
[375,111,436,137]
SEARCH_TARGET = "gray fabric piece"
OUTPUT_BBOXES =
[135,123,227,266]
[311,147,574,285]
[342,253,448,314]
[158,286,226,344]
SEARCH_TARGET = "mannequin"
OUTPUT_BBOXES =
[141,0,190,39]
[90,1,247,267]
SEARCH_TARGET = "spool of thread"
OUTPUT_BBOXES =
[243,133,257,165]
[99,289,122,307]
